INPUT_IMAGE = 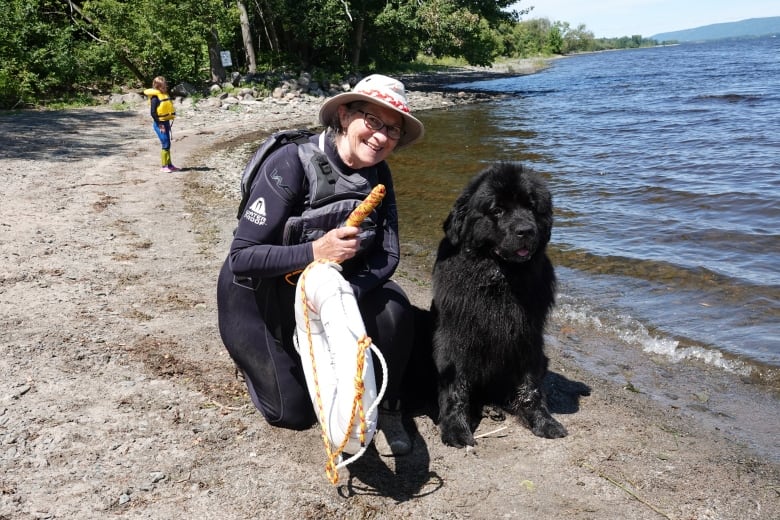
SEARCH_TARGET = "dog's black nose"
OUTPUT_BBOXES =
[516,226,535,238]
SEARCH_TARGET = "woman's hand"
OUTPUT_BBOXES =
[312,226,360,263]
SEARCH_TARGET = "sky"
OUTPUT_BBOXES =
[511,0,780,38]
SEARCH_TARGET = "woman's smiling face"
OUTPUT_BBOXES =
[336,102,402,169]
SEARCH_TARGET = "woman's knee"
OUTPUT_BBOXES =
[265,401,317,430]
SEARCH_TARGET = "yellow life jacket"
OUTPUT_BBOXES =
[143,88,176,121]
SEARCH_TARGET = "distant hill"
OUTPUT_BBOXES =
[651,16,780,42]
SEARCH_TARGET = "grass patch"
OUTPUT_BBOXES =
[40,93,103,110]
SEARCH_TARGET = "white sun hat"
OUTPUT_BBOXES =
[319,74,425,148]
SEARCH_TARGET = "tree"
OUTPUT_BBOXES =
[547,24,564,55]
[414,0,500,66]
[251,1,531,70]
[254,0,281,55]
[502,18,553,57]
[237,0,257,74]
[2,0,554,107]
[76,0,237,85]
[208,27,228,84]
[561,23,594,53]
[372,2,420,67]
[0,0,83,107]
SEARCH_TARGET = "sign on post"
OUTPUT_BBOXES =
[220,51,232,67]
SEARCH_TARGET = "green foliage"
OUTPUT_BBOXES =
[81,0,238,85]
[460,17,501,66]
[288,0,353,69]
[372,2,420,67]
[0,1,663,108]
[592,34,660,51]
[0,0,80,107]
[416,0,499,66]
[547,26,564,55]
[496,17,658,57]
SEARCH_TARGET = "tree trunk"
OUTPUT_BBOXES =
[351,17,364,69]
[117,53,146,84]
[237,0,257,74]
[256,0,279,52]
[208,27,227,84]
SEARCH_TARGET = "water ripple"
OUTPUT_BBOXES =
[395,37,780,374]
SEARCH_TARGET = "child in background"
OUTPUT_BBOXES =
[144,76,179,172]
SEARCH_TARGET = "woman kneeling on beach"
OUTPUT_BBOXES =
[216,75,425,456]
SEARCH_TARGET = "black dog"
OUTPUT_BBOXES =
[431,162,566,448]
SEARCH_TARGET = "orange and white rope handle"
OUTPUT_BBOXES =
[345,184,385,227]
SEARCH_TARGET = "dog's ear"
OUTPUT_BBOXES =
[530,178,554,245]
[443,192,470,246]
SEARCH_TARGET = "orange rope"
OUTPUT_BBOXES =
[299,259,372,484]
[284,269,303,286]
[345,184,385,227]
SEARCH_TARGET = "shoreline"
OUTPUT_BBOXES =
[1,62,778,518]
[183,62,779,463]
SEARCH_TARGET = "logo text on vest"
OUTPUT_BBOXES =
[245,197,267,225]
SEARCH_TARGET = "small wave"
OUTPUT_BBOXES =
[639,336,748,374]
[550,243,780,294]
[554,302,751,376]
[693,93,762,103]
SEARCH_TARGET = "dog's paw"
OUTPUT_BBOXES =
[530,414,568,439]
[440,417,475,448]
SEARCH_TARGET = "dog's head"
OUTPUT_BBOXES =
[443,162,553,263]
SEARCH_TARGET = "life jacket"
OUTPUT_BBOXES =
[143,88,176,121]
[239,131,381,252]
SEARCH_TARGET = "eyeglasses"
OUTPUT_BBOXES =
[356,110,404,140]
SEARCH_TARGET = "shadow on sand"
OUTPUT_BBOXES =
[0,109,143,161]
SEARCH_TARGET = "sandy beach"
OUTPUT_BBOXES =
[1,66,778,519]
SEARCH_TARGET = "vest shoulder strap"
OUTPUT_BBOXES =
[297,144,337,205]
[236,129,315,219]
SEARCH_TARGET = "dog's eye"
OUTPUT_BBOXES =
[490,207,504,217]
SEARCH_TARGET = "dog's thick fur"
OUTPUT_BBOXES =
[431,162,566,448]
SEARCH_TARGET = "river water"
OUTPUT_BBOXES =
[389,37,780,391]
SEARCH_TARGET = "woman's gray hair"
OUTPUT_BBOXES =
[324,101,367,133]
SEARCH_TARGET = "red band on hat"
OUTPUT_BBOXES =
[355,89,411,113]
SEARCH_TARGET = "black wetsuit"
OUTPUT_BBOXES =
[216,132,413,429]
